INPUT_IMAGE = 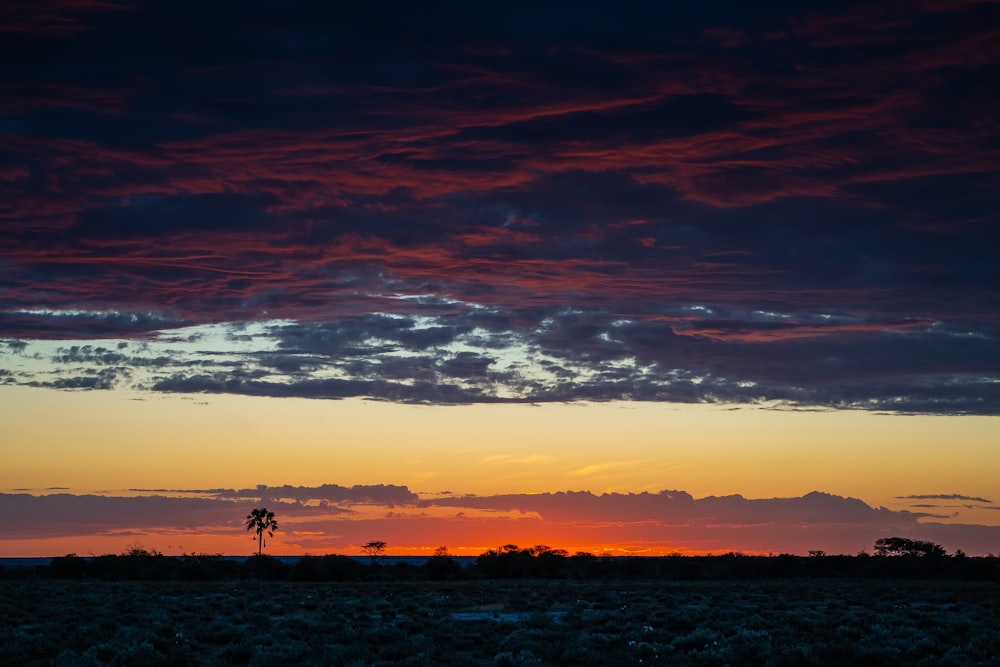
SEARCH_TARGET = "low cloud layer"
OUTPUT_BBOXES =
[0,1,998,413]
[3,485,999,557]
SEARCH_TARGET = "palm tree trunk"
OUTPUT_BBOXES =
[258,530,263,556]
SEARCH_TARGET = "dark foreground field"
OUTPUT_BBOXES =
[4,577,999,666]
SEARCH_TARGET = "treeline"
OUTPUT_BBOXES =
[6,545,999,582]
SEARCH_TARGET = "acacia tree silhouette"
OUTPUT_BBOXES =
[873,536,946,557]
[362,540,386,565]
[246,508,278,556]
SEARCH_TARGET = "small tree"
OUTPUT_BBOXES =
[122,543,161,557]
[362,540,386,565]
[424,545,462,580]
[873,536,946,557]
[246,508,278,556]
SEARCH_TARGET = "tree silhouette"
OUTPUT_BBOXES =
[362,540,386,565]
[873,536,946,557]
[245,508,278,556]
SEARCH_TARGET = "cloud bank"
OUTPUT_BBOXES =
[3,485,999,558]
[1,1,998,413]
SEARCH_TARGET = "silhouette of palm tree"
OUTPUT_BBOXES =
[245,508,278,556]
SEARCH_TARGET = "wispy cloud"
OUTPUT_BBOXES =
[568,461,640,478]
[897,494,994,504]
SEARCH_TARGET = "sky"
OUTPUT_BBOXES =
[1,0,999,557]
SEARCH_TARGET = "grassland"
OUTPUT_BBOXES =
[5,576,999,666]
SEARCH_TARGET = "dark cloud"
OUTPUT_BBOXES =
[29,368,124,390]
[0,493,236,539]
[128,484,418,506]
[427,490,914,525]
[0,1,997,412]
[0,310,185,340]
[73,193,282,239]
[5,486,1000,555]
[216,484,418,505]
[52,344,128,365]
[898,494,994,504]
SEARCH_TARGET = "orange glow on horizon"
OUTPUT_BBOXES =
[0,534,768,560]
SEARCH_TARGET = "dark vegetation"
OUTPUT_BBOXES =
[4,574,999,666]
[13,542,998,583]
[2,543,998,666]
[873,536,949,558]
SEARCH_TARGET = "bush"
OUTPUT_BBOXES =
[239,554,287,580]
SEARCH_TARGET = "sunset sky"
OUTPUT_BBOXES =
[2,0,999,558]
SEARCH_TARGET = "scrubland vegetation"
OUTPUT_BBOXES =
[2,548,998,666]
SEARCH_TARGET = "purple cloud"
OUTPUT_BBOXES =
[5,486,999,556]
